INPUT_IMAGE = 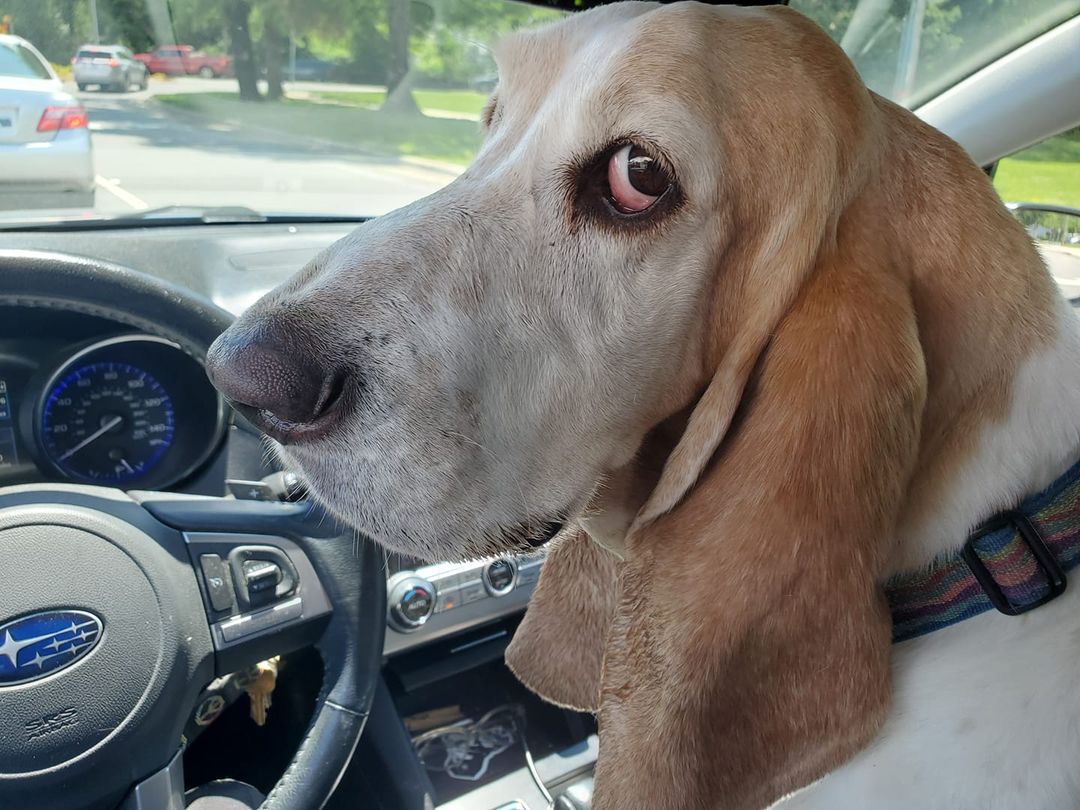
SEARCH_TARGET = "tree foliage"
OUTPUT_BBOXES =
[794,0,1072,102]
[1,0,1071,111]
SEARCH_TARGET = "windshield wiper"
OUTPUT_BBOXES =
[0,206,370,232]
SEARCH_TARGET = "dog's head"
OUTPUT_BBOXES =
[207,1,874,562]
[208,4,1057,806]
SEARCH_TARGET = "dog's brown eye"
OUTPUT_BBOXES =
[607,144,672,214]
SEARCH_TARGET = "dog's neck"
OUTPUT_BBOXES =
[876,103,1080,574]
[891,292,1080,572]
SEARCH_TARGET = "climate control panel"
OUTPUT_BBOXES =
[384,553,544,654]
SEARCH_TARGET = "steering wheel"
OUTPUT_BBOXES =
[0,251,386,810]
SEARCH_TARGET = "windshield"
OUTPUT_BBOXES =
[0,39,52,80]
[791,0,1079,106]
[0,0,1075,222]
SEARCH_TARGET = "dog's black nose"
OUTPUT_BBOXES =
[206,320,347,443]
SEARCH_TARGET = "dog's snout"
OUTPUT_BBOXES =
[206,320,348,443]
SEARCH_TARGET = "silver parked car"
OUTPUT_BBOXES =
[72,45,148,93]
[0,35,94,210]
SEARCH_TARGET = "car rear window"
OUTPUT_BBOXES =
[0,42,52,80]
[77,49,114,60]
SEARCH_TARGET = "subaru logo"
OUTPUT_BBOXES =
[0,610,102,687]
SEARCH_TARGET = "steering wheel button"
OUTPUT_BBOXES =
[227,545,299,609]
[199,554,235,612]
[218,596,303,643]
[242,559,281,595]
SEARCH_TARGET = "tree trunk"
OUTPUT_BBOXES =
[224,0,260,101]
[381,0,420,114]
[264,17,285,101]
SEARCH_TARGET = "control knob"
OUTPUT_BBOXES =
[483,559,516,596]
[388,575,436,631]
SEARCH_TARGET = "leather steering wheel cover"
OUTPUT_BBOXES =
[0,249,234,356]
[260,534,386,810]
[0,250,387,809]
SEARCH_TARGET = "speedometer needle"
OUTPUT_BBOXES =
[59,416,124,462]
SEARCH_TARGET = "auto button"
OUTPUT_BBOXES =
[387,575,436,631]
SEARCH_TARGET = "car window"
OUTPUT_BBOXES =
[0,41,51,79]
[1,0,1071,224]
[994,129,1080,209]
[790,0,1080,107]
[77,49,113,60]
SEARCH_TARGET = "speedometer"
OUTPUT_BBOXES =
[32,334,226,490]
[40,362,176,483]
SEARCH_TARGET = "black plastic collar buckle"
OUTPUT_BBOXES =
[961,511,1067,616]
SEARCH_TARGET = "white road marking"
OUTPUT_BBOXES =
[94,174,149,210]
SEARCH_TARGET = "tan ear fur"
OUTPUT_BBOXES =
[594,204,926,809]
[504,529,621,712]
[635,4,880,525]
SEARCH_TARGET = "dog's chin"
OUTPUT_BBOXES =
[274,443,580,561]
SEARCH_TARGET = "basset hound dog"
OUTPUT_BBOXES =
[206,3,1080,807]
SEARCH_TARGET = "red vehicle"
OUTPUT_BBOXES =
[134,45,231,78]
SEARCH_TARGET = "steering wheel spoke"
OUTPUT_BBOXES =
[120,748,186,810]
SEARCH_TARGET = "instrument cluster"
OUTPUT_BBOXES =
[0,333,226,490]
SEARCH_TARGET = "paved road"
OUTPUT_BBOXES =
[1042,245,1080,301]
[70,78,456,216]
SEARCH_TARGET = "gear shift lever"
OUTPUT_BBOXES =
[552,775,593,809]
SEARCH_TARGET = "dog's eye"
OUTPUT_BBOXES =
[607,144,671,214]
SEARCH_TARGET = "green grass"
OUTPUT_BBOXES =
[157,92,483,165]
[154,93,204,111]
[994,161,1080,209]
[413,90,489,116]
[994,130,1080,209]
[311,90,386,108]
[310,89,489,117]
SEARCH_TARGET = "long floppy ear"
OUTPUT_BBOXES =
[504,529,621,712]
[592,212,927,808]
[505,417,682,711]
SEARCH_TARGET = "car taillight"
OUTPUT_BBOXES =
[108,58,119,67]
[37,105,88,132]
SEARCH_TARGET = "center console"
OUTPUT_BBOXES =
[329,549,597,810]
[383,551,545,655]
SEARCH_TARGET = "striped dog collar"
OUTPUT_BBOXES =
[888,457,1080,643]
